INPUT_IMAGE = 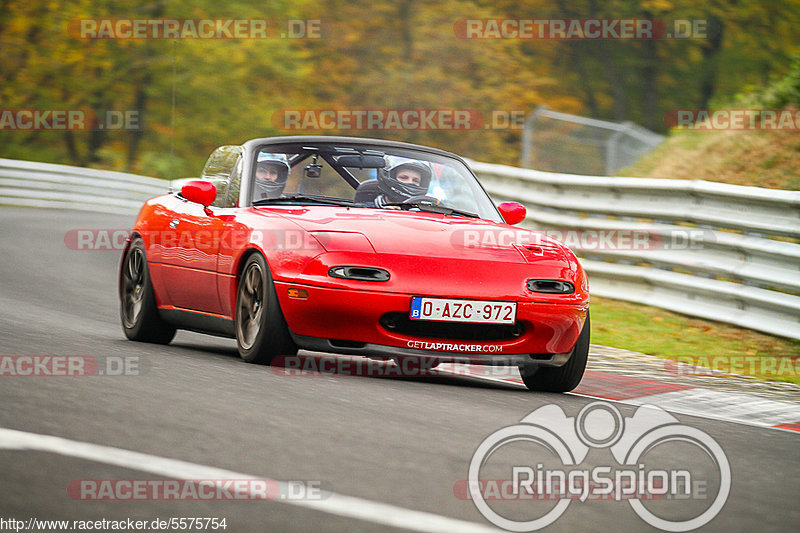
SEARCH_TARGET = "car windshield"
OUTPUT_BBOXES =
[250,141,501,222]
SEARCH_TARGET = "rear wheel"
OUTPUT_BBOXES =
[520,313,590,393]
[119,238,176,344]
[235,254,297,364]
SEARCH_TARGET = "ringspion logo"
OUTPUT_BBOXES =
[465,402,730,531]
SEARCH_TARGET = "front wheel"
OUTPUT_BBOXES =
[119,237,176,344]
[235,254,297,364]
[520,313,590,393]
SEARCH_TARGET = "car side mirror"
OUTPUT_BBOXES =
[181,180,217,208]
[498,202,526,225]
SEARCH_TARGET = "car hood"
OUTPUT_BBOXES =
[258,206,568,262]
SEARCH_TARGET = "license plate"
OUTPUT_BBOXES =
[410,297,516,324]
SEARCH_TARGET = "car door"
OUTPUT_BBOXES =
[160,146,242,314]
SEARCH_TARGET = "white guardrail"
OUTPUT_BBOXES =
[0,158,166,215]
[471,161,800,340]
[1,157,799,340]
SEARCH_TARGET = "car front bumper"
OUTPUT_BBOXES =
[275,281,588,362]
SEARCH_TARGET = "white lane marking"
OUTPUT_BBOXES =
[0,427,501,533]
[621,389,800,427]
[436,366,800,431]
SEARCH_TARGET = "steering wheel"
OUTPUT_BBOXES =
[402,195,442,206]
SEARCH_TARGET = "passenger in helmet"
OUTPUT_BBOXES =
[254,152,290,199]
[355,157,433,207]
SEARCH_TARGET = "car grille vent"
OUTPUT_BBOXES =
[527,279,575,294]
[329,266,390,282]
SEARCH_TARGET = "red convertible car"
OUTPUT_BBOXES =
[119,136,589,391]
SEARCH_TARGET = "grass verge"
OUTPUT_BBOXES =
[590,296,800,385]
[618,128,800,190]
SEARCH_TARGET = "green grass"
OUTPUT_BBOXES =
[618,127,800,191]
[590,296,800,385]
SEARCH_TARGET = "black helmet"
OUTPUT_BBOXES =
[254,152,290,199]
[377,157,432,202]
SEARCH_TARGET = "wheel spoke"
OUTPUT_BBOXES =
[243,270,251,294]
[130,298,142,321]
[243,267,252,294]
[239,291,252,310]
[121,248,146,327]
[245,320,256,344]
[132,250,143,282]
[247,267,260,295]
[237,262,265,350]
[125,253,135,281]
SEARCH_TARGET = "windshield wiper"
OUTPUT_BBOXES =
[253,194,359,207]
[383,202,480,218]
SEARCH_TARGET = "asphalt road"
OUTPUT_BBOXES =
[0,207,797,532]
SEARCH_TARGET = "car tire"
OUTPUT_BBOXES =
[235,253,297,364]
[119,237,176,344]
[520,313,590,393]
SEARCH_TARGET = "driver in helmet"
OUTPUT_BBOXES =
[355,157,433,207]
[253,152,290,200]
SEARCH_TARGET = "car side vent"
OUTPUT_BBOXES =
[519,245,542,254]
[527,279,575,294]
[329,266,390,282]
[513,244,544,263]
